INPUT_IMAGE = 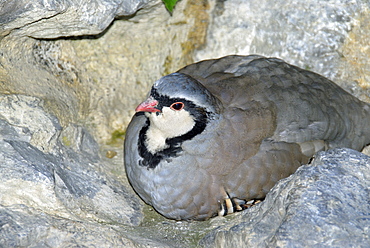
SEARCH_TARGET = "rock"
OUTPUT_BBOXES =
[0,0,151,38]
[0,205,138,247]
[0,94,61,153]
[199,148,370,247]
[0,0,210,144]
[0,94,143,228]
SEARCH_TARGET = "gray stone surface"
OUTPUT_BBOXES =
[0,94,143,227]
[0,0,209,144]
[0,205,139,247]
[199,148,370,247]
[0,0,151,38]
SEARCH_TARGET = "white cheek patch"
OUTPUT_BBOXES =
[145,107,196,154]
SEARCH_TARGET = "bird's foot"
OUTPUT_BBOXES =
[218,197,262,217]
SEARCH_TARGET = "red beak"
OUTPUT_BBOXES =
[135,97,160,113]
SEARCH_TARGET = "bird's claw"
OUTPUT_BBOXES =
[218,197,262,217]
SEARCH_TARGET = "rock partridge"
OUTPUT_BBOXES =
[124,55,370,220]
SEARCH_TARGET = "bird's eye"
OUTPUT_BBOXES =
[170,102,184,111]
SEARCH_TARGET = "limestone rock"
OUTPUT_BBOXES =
[0,0,151,38]
[0,94,143,228]
[0,205,138,247]
[0,0,210,144]
[199,148,370,247]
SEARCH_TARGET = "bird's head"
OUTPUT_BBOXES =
[136,73,220,113]
[135,73,220,154]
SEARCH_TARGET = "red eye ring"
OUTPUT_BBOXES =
[170,102,184,111]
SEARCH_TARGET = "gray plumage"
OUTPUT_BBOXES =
[124,55,370,220]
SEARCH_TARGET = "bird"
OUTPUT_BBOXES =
[124,55,370,221]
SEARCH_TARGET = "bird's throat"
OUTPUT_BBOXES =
[145,125,170,154]
[144,108,196,154]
